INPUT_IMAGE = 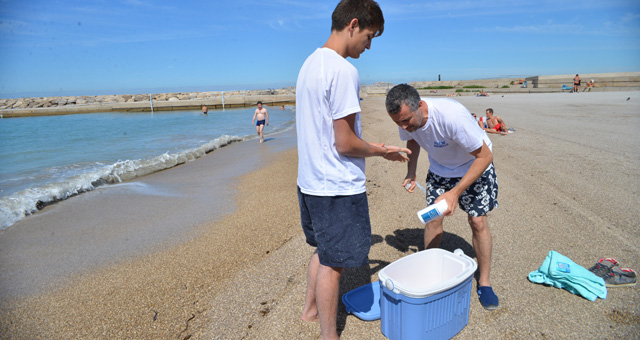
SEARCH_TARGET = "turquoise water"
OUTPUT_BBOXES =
[0,106,295,229]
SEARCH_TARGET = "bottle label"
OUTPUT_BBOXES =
[417,200,448,224]
[420,208,441,223]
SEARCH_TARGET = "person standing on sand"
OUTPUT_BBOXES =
[251,101,269,143]
[296,1,410,338]
[573,74,581,93]
[385,84,500,311]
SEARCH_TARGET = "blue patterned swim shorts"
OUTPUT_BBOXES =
[425,166,499,217]
[297,187,371,268]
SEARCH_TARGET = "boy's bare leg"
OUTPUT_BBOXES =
[316,264,343,340]
[302,251,320,322]
[301,251,344,339]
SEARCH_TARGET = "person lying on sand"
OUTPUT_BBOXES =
[484,108,508,135]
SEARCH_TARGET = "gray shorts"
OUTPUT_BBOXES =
[425,166,499,217]
[297,187,371,268]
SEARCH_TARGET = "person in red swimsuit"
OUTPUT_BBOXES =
[485,108,508,135]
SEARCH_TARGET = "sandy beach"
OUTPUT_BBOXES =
[1,91,639,339]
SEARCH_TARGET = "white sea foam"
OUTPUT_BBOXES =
[0,134,244,229]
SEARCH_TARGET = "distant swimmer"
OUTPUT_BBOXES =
[251,101,269,143]
[201,105,208,115]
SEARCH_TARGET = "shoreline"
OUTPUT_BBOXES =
[1,93,639,339]
[0,143,303,339]
[0,127,297,299]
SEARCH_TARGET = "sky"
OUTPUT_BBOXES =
[0,0,639,98]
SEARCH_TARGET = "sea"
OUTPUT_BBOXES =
[0,105,295,230]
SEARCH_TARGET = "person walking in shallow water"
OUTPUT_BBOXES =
[251,101,269,143]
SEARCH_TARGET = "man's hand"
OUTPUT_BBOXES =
[434,190,459,216]
[371,142,411,162]
[402,177,417,193]
[383,145,411,162]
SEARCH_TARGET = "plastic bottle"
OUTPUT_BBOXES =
[404,182,426,193]
[417,200,448,224]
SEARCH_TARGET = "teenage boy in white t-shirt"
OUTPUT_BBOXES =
[386,84,501,311]
[295,1,410,338]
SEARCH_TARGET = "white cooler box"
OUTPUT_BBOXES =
[378,248,477,340]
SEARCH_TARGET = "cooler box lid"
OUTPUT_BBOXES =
[342,281,381,321]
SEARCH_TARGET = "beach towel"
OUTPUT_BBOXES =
[477,117,488,129]
[528,250,607,301]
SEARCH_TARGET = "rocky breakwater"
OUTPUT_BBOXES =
[0,87,296,118]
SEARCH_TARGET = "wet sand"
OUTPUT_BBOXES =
[1,92,639,339]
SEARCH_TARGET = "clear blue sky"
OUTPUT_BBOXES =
[1,0,638,98]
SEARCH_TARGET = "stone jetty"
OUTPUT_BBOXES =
[2,72,638,118]
[0,88,297,118]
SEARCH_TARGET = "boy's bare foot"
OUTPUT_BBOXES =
[301,310,319,322]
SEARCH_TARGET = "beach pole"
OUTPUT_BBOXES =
[149,94,154,114]
[222,91,225,110]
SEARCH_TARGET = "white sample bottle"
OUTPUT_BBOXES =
[417,200,448,224]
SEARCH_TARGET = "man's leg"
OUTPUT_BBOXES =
[316,264,343,340]
[258,124,264,142]
[468,215,492,287]
[424,216,445,250]
[301,251,320,322]
[497,118,507,132]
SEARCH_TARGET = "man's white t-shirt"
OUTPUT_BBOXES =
[398,98,492,178]
[296,47,366,196]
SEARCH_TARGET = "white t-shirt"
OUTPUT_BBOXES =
[398,98,492,178]
[296,47,366,196]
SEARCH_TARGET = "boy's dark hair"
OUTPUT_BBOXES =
[257,101,263,105]
[486,108,493,113]
[386,84,420,115]
[331,0,384,37]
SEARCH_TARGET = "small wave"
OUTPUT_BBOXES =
[0,134,245,230]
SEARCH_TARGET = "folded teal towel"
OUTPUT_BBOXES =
[528,250,607,301]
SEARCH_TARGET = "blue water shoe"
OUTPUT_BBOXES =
[478,286,499,310]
